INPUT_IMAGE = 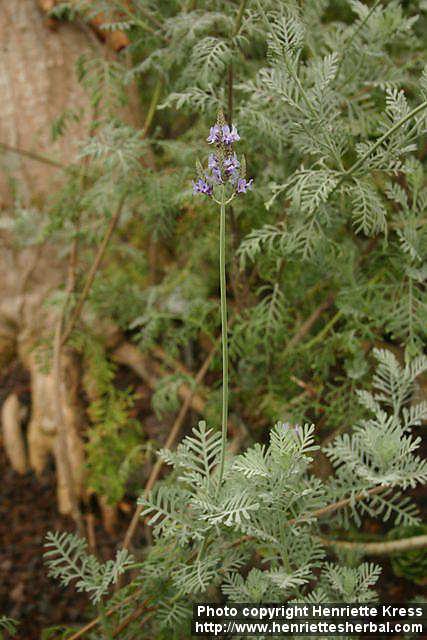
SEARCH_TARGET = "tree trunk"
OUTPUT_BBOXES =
[0,1,140,517]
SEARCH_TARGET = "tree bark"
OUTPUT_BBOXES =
[0,0,95,205]
[0,1,140,518]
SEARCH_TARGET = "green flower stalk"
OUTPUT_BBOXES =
[218,185,228,486]
[193,110,253,487]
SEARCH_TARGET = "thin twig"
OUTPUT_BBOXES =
[122,341,219,551]
[284,235,381,356]
[151,344,200,378]
[233,0,249,36]
[335,0,382,80]
[112,605,155,637]
[299,309,343,352]
[340,100,427,185]
[86,513,97,555]
[297,485,387,524]
[285,294,335,352]
[316,534,427,556]
[62,590,145,640]
[0,141,65,168]
[113,342,207,414]
[227,63,234,123]
[61,194,126,345]
[138,6,164,30]
[289,376,317,397]
[230,486,388,548]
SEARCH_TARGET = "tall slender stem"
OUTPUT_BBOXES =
[142,77,163,138]
[218,187,229,488]
[335,0,381,80]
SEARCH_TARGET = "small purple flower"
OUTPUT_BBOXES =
[223,153,240,176]
[222,124,240,145]
[193,177,213,196]
[236,177,253,194]
[208,154,219,169]
[207,125,221,144]
[210,167,223,184]
[208,154,222,182]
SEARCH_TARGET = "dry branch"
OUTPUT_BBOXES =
[317,534,427,556]
[285,294,335,352]
[63,590,145,640]
[61,195,126,346]
[112,342,207,415]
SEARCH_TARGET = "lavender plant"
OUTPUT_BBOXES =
[193,110,253,488]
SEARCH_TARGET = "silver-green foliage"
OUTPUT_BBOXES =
[44,531,134,604]
[44,351,427,635]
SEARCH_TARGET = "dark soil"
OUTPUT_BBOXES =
[0,444,130,640]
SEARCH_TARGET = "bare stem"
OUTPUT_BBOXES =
[0,141,64,168]
[343,100,427,181]
[62,590,145,640]
[142,78,163,138]
[296,485,387,524]
[230,486,388,548]
[336,0,382,79]
[234,0,249,36]
[316,534,427,556]
[217,187,229,489]
[61,194,126,345]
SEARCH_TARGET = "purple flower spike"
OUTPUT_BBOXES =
[207,125,221,144]
[195,117,252,197]
[223,153,240,176]
[236,177,253,194]
[222,124,240,145]
[193,177,213,196]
